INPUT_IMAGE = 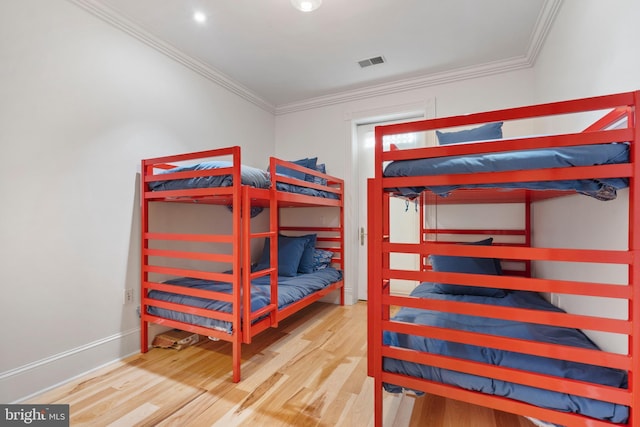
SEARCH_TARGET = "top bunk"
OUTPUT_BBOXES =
[376,91,638,204]
[142,146,343,208]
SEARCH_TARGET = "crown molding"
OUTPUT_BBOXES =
[275,0,563,115]
[68,0,562,117]
[275,56,531,115]
[67,0,276,114]
[525,0,564,65]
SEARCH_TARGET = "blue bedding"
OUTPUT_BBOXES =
[275,182,340,200]
[383,283,629,423]
[383,143,629,201]
[147,267,342,333]
[148,161,271,191]
[148,161,339,199]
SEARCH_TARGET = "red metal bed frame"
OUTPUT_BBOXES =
[368,91,639,426]
[140,146,344,382]
[419,191,532,278]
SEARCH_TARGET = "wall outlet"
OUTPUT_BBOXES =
[124,288,134,305]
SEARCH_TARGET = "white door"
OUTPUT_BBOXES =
[356,121,425,300]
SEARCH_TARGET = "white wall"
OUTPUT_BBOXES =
[276,0,640,354]
[276,69,536,303]
[0,0,274,402]
[6,0,635,404]
[531,0,640,354]
[533,0,640,102]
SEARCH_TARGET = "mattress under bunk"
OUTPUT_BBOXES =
[368,91,639,427]
[383,283,629,424]
[146,267,343,334]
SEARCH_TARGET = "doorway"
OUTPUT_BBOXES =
[352,101,434,301]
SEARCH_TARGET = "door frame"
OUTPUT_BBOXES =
[343,99,434,302]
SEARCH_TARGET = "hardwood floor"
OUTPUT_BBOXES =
[30,302,534,426]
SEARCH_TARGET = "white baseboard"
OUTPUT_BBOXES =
[1,328,140,403]
[2,286,354,403]
[343,286,355,304]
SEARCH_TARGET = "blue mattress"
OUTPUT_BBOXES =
[147,267,342,333]
[383,283,629,424]
[383,143,629,201]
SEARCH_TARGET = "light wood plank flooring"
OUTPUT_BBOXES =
[30,302,534,427]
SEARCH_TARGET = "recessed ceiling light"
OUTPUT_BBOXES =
[193,11,207,23]
[291,0,322,12]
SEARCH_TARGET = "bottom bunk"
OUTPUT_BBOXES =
[371,219,632,427]
[382,282,629,426]
[141,233,344,382]
[146,267,343,334]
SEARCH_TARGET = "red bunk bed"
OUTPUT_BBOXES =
[368,91,639,426]
[140,146,344,382]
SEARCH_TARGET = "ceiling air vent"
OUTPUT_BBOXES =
[358,56,385,68]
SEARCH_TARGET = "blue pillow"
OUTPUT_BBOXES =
[430,238,506,297]
[313,163,327,186]
[275,157,318,182]
[293,233,317,274]
[239,164,272,188]
[436,122,503,145]
[303,157,318,182]
[312,249,333,271]
[256,235,307,277]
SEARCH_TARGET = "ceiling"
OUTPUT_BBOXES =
[71,0,562,113]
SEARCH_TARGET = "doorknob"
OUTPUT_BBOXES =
[360,227,366,246]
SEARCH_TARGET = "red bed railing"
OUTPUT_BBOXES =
[368,90,639,426]
[141,147,345,382]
